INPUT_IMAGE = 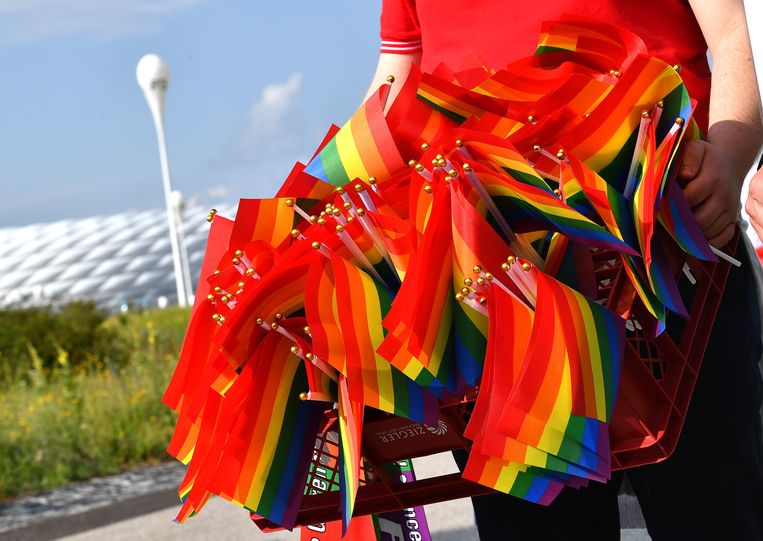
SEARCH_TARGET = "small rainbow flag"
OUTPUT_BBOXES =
[304,87,405,186]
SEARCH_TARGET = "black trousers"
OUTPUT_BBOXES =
[456,243,763,541]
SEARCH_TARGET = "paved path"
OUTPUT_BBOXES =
[1,454,651,540]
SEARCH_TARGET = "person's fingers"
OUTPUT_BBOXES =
[678,139,706,182]
[703,210,735,240]
[708,223,736,249]
[682,172,716,207]
[690,191,725,231]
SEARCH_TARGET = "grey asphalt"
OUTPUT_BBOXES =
[2,453,651,540]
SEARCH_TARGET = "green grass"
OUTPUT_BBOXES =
[0,306,190,500]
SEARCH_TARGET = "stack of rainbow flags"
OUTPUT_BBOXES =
[162,17,717,533]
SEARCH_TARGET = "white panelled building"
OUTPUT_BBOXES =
[0,203,235,311]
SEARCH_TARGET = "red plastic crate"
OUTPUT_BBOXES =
[254,232,737,529]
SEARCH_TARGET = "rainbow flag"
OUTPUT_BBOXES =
[470,162,636,253]
[175,333,323,528]
[564,153,635,248]
[331,252,439,422]
[658,181,716,261]
[337,376,363,533]
[559,56,688,190]
[417,72,509,123]
[535,17,647,73]
[379,186,458,396]
[304,87,405,186]
[494,268,623,463]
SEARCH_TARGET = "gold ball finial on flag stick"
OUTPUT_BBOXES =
[285,199,295,207]
[299,392,309,401]
[522,262,532,271]
[386,74,395,83]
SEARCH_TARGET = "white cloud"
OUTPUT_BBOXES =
[206,185,229,199]
[226,72,309,164]
[0,0,203,43]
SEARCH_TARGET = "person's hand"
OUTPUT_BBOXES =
[678,139,742,247]
[745,166,763,243]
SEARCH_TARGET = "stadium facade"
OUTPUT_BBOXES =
[0,203,235,311]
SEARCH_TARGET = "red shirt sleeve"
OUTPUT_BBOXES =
[380,0,422,54]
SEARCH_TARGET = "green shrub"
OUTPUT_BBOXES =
[0,305,191,498]
[0,302,111,385]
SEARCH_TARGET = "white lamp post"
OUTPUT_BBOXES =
[136,54,193,307]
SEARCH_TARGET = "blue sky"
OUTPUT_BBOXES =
[0,1,381,227]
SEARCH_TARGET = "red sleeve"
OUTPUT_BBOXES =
[380,0,422,54]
